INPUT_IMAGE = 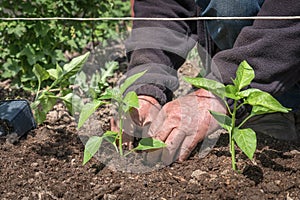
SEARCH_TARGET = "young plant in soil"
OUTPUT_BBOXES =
[184,60,290,171]
[31,52,90,124]
[78,71,166,165]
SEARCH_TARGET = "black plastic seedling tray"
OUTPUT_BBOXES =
[0,99,36,137]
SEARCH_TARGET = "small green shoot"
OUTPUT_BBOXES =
[79,71,166,165]
[184,60,290,171]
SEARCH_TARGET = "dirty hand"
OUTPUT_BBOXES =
[146,89,227,165]
[110,95,161,149]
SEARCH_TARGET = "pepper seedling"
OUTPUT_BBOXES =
[31,52,90,124]
[184,60,290,171]
[78,71,166,165]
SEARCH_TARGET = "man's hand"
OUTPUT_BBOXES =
[146,89,227,165]
[110,95,161,149]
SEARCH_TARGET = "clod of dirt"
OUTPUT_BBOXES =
[5,132,19,145]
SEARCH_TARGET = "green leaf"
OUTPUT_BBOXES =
[33,64,50,91]
[233,128,257,160]
[251,105,276,115]
[10,23,26,37]
[59,93,83,115]
[233,60,255,91]
[74,71,88,92]
[34,21,50,37]
[98,88,114,100]
[119,71,147,95]
[90,72,101,93]
[51,52,90,88]
[184,77,226,99]
[47,63,63,80]
[237,88,261,98]
[123,91,139,112]
[27,52,45,66]
[67,40,78,49]
[18,44,34,58]
[47,69,57,80]
[32,93,57,124]
[83,136,103,165]
[78,100,104,129]
[1,58,21,78]
[209,110,232,132]
[33,106,47,125]
[103,131,118,144]
[246,91,290,114]
[134,138,166,151]
[87,88,98,99]
[54,50,67,63]
[100,61,118,84]
[224,85,240,100]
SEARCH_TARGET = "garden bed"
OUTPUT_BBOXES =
[0,65,299,199]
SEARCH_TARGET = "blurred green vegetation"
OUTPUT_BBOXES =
[0,0,130,89]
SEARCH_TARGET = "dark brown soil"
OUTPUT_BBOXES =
[1,69,300,200]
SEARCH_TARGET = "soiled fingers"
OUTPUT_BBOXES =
[145,128,185,166]
[145,127,203,165]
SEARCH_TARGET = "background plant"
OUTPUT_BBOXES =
[31,52,91,124]
[184,60,290,171]
[31,50,121,126]
[0,0,130,89]
[78,71,166,165]
[74,61,119,100]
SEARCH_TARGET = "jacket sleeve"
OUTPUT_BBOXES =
[208,0,300,97]
[124,0,198,105]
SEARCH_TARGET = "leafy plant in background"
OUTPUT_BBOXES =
[0,0,130,88]
[75,61,119,100]
[31,50,121,126]
[184,61,290,171]
[78,71,166,165]
[31,52,90,124]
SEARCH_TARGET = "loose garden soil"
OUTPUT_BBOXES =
[0,58,300,200]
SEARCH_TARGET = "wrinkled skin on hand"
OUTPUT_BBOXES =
[110,95,162,149]
[146,89,227,165]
